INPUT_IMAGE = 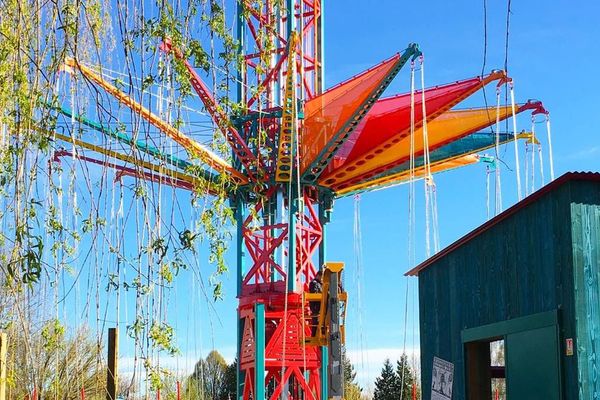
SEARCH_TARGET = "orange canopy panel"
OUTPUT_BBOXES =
[336,154,480,197]
[300,54,402,178]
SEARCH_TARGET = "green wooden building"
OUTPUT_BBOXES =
[406,172,600,399]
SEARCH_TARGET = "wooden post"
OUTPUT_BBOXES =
[106,328,118,400]
[0,331,7,400]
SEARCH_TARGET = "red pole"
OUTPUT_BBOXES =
[495,387,499,400]
[156,388,160,400]
[412,382,417,400]
[176,381,181,400]
[80,387,86,400]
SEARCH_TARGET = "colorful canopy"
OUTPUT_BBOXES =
[301,53,406,182]
[334,130,524,197]
[57,49,548,199]
[321,100,545,192]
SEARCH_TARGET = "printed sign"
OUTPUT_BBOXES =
[431,356,454,400]
[566,338,574,356]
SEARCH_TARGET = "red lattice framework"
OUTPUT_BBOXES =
[236,1,326,399]
[240,188,322,299]
[238,187,323,399]
[240,0,322,109]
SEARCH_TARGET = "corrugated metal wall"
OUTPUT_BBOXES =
[417,180,598,400]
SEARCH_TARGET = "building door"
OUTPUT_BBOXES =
[505,325,560,399]
[462,310,562,400]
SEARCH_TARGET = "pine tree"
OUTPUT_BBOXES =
[220,358,238,400]
[343,348,358,387]
[342,348,362,400]
[373,359,398,400]
[395,354,417,400]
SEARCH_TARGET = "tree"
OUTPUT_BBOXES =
[1,319,106,400]
[395,354,418,400]
[187,350,228,400]
[219,358,237,400]
[342,348,363,400]
[373,359,398,400]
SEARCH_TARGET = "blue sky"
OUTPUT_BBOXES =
[52,0,600,391]
[329,0,600,365]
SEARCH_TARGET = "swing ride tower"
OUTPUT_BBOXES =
[49,0,553,398]
[231,2,422,398]
[230,2,548,397]
[233,2,338,398]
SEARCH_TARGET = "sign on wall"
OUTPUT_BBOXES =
[431,356,454,400]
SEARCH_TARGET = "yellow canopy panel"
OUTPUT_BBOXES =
[320,104,521,190]
[336,154,480,197]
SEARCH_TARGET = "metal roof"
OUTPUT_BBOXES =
[405,171,600,276]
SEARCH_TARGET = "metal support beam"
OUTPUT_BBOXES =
[320,346,328,400]
[287,190,298,292]
[328,269,343,399]
[62,57,247,184]
[254,303,265,400]
[106,328,118,400]
[317,0,324,94]
[286,0,295,37]
[236,198,245,297]
[236,314,244,400]
[318,201,327,267]
[49,105,218,183]
[237,0,246,106]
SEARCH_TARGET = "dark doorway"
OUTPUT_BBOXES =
[490,339,505,399]
[465,338,505,399]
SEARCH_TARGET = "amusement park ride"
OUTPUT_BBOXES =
[46,1,551,399]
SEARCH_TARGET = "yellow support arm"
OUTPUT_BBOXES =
[36,126,219,193]
[62,58,248,184]
[275,31,299,182]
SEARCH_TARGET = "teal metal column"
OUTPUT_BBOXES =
[321,346,328,398]
[237,0,246,104]
[236,198,245,297]
[318,202,327,268]
[318,201,328,399]
[287,193,297,292]
[286,0,295,36]
[286,0,298,293]
[254,303,266,400]
[319,0,325,93]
